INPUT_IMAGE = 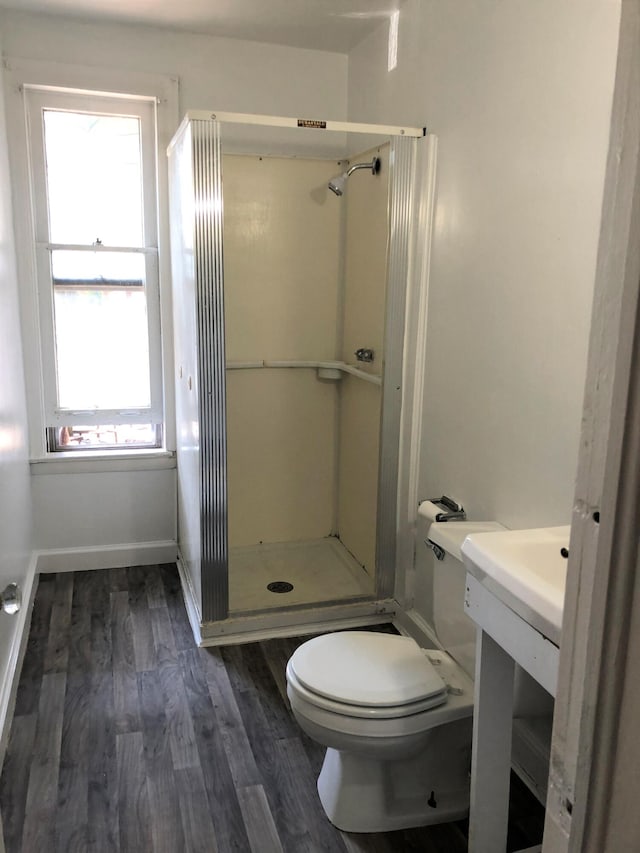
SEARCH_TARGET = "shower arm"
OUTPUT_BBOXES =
[328,157,381,196]
[347,157,381,177]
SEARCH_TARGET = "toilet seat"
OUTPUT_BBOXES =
[287,632,449,717]
[286,663,448,719]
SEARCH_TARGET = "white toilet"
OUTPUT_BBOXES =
[286,516,505,833]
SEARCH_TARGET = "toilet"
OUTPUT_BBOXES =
[285,515,505,833]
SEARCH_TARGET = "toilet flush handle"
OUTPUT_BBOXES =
[425,539,445,561]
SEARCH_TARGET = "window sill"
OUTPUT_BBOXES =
[30,448,176,475]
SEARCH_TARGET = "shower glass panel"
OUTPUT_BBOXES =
[169,112,422,627]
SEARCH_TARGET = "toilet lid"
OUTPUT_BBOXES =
[288,632,448,708]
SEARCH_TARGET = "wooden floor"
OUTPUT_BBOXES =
[0,565,543,852]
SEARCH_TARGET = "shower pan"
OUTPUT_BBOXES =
[168,111,435,644]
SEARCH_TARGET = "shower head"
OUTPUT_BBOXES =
[328,173,347,196]
[328,157,381,196]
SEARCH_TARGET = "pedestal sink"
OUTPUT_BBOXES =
[460,524,571,853]
[461,525,570,645]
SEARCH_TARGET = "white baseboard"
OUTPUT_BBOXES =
[175,551,202,646]
[36,540,178,573]
[0,550,38,769]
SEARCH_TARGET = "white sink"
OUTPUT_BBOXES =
[461,525,570,645]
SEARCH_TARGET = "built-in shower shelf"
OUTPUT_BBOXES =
[225,359,382,386]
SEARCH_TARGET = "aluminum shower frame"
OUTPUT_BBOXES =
[169,110,428,626]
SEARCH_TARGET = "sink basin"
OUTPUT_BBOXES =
[461,525,570,645]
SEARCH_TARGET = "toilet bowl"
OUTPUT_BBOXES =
[285,517,505,833]
[287,631,474,832]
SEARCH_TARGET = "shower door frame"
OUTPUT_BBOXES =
[171,110,429,629]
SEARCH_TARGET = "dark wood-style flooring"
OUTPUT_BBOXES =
[0,565,543,852]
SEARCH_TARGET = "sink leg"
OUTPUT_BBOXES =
[469,627,515,853]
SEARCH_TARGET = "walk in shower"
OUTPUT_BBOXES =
[168,112,433,642]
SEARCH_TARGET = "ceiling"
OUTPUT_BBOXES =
[0,0,398,53]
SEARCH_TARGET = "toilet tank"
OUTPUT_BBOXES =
[426,521,505,678]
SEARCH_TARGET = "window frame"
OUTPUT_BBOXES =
[25,89,164,431]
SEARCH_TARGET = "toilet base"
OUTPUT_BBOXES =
[316,717,472,833]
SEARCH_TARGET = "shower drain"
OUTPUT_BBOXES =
[267,581,294,594]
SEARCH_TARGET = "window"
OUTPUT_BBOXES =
[25,89,163,451]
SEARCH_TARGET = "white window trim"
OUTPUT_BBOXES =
[3,58,179,458]
[27,89,163,427]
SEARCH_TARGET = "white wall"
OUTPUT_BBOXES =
[0,9,348,120]
[349,0,620,531]
[0,47,35,755]
[31,463,176,552]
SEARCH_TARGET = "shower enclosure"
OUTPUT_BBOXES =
[168,112,435,643]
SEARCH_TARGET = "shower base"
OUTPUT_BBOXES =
[228,537,374,614]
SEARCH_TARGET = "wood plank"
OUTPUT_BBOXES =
[21,671,67,852]
[26,574,55,639]
[185,648,251,853]
[68,571,92,675]
[91,607,113,673]
[174,765,220,853]
[221,641,297,744]
[238,785,283,853]
[89,566,111,615]
[260,637,293,704]
[129,597,156,673]
[111,590,137,671]
[43,573,74,674]
[149,610,202,778]
[126,566,149,609]
[156,658,200,771]
[177,649,213,721]
[200,647,262,787]
[90,569,113,673]
[109,568,128,592]
[274,735,349,853]
[0,713,37,852]
[233,684,343,853]
[137,670,186,853]
[56,672,91,852]
[251,643,298,741]
[236,784,284,853]
[111,590,141,734]
[112,654,142,736]
[87,671,119,853]
[261,636,327,770]
[145,565,167,609]
[150,602,179,663]
[116,731,153,853]
[12,578,54,716]
[128,567,162,671]
[219,642,254,693]
[70,569,93,607]
[158,563,195,652]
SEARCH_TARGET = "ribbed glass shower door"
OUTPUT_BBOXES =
[168,116,229,623]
